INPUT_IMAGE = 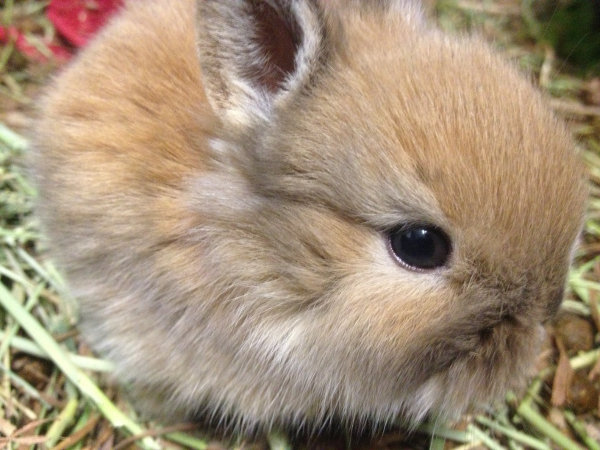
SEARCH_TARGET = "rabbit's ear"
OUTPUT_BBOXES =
[318,0,426,26]
[196,0,324,127]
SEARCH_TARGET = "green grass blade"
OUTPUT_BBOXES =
[476,415,550,450]
[7,335,115,372]
[45,395,78,447]
[508,392,581,450]
[0,123,27,152]
[164,432,208,450]
[564,410,600,450]
[0,281,160,450]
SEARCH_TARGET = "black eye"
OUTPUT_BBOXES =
[388,225,451,270]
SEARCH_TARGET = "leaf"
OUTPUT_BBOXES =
[551,338,573,407]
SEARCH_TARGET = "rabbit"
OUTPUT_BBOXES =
[31,0,588,432]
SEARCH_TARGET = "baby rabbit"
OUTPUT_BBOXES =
[32,0,587,431]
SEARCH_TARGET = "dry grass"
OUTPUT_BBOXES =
[0,0,599,448]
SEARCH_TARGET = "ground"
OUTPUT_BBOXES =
[0,0,599,449]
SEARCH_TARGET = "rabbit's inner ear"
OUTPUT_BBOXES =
[196,0,323,126]
[248,1,300,92]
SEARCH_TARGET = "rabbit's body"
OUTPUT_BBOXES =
[33,0,587,430]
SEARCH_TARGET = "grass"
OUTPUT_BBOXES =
[1,0,599,448]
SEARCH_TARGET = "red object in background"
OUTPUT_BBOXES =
[47,0,124,48]
[0,25,72,63]
[0,0,123,63]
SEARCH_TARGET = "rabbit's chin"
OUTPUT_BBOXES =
[399,322,545,426]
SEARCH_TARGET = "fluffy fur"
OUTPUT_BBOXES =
[32,0,587,432]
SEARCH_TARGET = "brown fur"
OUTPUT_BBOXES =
[31,0,587,431]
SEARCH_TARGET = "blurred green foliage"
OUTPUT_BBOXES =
[532,0,600,74]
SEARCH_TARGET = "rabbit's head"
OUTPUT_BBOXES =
[192,0,587,425]
[33,0,587,430]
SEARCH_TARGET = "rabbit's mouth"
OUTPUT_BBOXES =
[469,314,539,368]
[420,312,531,376]
[404,321,544,424]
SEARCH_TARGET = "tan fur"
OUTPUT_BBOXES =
[32,0,587,431]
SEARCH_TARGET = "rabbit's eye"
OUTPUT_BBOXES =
[388,225,451,270]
